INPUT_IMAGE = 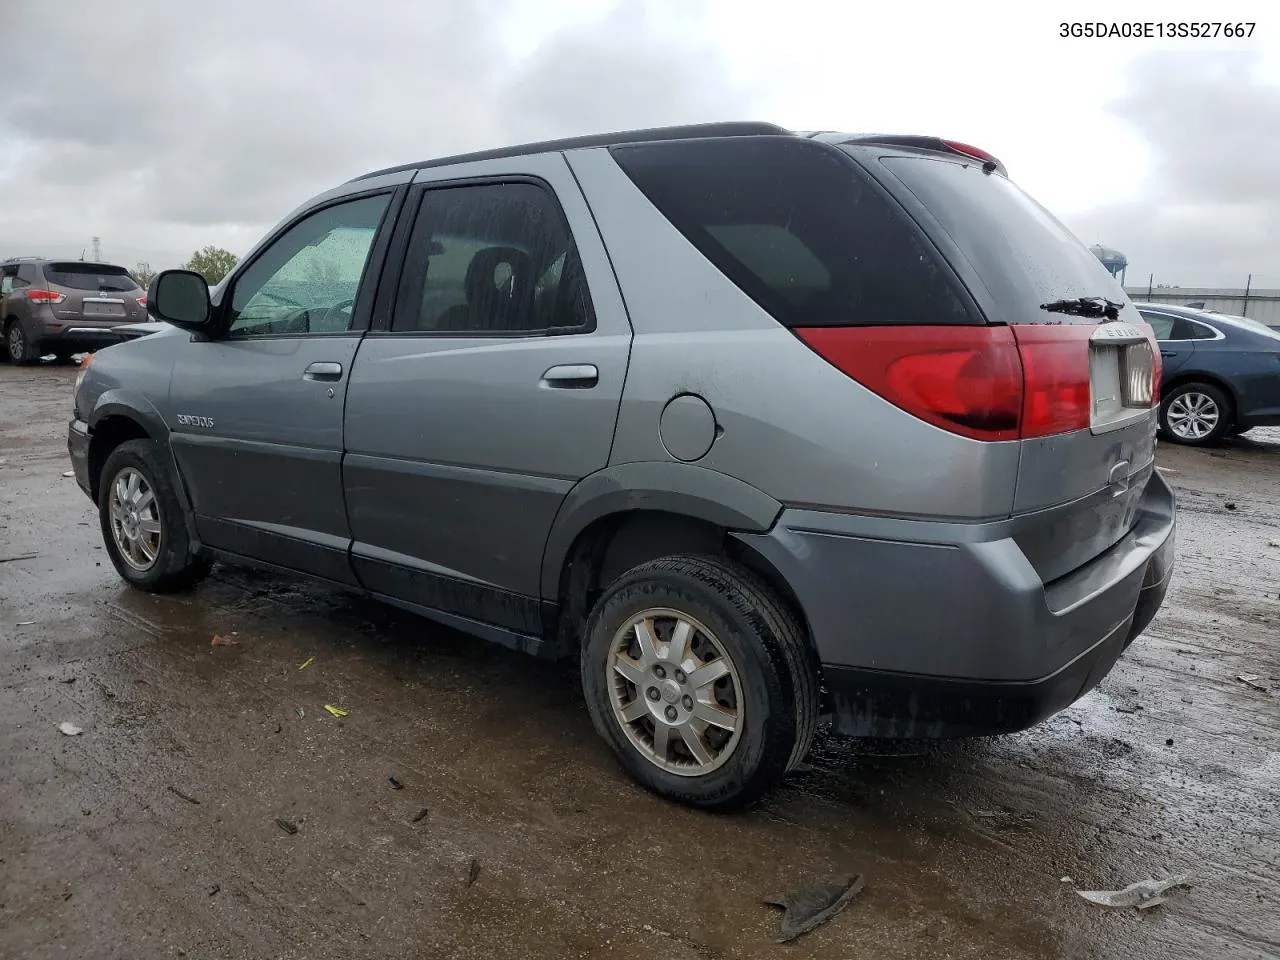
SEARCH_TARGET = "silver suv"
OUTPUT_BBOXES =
[67,123,1176,808]
[1,258,149,363]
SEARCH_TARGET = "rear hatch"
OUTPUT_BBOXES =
[849,142,1159,581]
[41,262,147,326]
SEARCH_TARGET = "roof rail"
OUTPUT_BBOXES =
[349,121,792,182]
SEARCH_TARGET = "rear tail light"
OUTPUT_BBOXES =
[1123,342,1156,406]
[1010,324,1093,437]
[794,327,1023,441]
[136,296,147,308]
[795,323,1158,442]
[26,289,66,304]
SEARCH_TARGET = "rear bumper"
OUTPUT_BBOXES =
[67,418,93,499]
[31,323,131,353]
[38,326,130,351]
[733,473,1176,737]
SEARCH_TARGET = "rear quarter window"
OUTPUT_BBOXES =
[610,137,977,327]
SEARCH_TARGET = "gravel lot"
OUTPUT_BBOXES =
[2,362,1278,960]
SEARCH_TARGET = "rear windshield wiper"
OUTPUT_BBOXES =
[1039,296,1123,320]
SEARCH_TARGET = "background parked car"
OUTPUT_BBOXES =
[0,258,149,364]
[1134,301,1280,445]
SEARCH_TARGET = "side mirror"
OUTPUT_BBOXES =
[148,270,212,330]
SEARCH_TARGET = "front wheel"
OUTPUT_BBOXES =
[98,439,212,592]
[1159,383,1233,446]
[580,554,818,810]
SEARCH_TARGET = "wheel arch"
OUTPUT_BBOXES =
[86,394,201,552]
[88,413,153,501]
[540,462,814,661]
[87,395,168,499]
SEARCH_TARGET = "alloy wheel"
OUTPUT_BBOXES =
[108,467,163,571]
[1166,391,1220,441]
[607,608,744,777]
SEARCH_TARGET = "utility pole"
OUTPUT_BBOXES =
[1243,273,1252,317]
[91,237,101,262]
[1147,273,1153,298]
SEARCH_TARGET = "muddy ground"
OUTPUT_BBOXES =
[1,361,1278,960]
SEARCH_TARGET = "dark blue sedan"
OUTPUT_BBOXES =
[1135,302,1280,445]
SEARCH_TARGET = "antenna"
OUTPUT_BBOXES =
[80,248,86,261]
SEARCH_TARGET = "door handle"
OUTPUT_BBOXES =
[1159,350,1178,358]
[540,364,598,388]
[303,361,343,381]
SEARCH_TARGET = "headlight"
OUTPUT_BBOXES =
[74,353,92,398]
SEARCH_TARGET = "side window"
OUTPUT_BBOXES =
[0,266,15,296]
[1185,320,1217,340]
[3,264,34,292]
[1139,312,1176,340]
[391,182,593,334]
[227,194,390,338]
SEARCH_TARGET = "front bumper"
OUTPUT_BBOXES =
[67,418,93,499]
[734,473,1177,737]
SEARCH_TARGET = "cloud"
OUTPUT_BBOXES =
[3,5,1275,289]
[1064,52,1280,288]
[0,0,751,268]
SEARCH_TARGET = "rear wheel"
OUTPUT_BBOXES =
[5,320,41,365]
[1160,383,1233,446]
[98,439,212,592]
[580,554,818,810]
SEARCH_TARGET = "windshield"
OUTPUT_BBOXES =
[873,153,1131,323]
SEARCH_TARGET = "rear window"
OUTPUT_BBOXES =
[611,137,976,327]
[44,263,140,293]
[876,155,1126,322]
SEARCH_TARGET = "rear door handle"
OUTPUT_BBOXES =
[303,361,344,381]
[541,364,598,388]
[1160,350,1178,358]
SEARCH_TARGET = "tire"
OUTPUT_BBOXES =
[5,319,41,365]
[1159,382,1233,446]
[98,439,212,592]
[580,554,818,810]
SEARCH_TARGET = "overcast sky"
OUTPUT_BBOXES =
[2,0,1275,288]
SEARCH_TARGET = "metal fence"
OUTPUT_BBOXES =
[1124,284,1280,328]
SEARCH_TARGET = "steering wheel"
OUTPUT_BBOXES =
[316,298,356,331]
